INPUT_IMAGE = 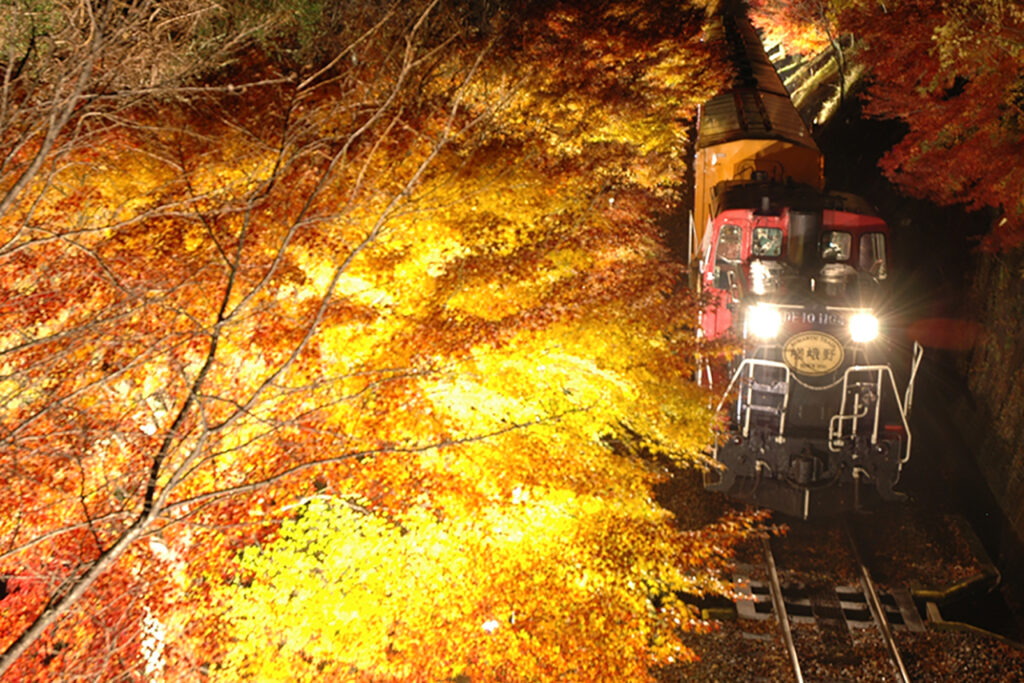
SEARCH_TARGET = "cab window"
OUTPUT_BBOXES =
[752,227,782,257]
[821,231,852,261]
[715,224,743,263]
[859,232,887,279]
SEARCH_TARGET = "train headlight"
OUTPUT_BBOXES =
[747,304,782,340]
[849,311,880,343]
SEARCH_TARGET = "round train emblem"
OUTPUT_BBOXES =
[782,331,844,376]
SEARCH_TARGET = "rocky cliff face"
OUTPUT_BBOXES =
[966,251,1024,534]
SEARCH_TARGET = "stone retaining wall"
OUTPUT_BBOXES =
[965,249,1024,537]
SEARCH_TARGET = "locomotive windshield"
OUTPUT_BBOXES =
[859,232,888,279]
[819,230,888,279]
[752,227,782,257]
[821,230,852,261]
[716,224,743,262]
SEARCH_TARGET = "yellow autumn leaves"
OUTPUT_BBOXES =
[0,2,756,681]
[194,3,737,680]
[214,486,692,682]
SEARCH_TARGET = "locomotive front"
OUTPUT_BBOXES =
[700,183,922,518]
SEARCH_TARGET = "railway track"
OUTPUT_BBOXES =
[734,521,925,681]
[656,509,1024,682]
[846,522,911,682]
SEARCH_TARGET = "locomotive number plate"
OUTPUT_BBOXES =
[783,310,846,327]
[782,331,844,376]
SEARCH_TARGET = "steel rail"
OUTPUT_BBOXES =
[762,535,804,683]
[845,521,912,682]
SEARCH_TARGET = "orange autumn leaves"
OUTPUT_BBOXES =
[0,1,755,681]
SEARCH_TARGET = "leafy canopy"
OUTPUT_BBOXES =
[0,1,756,681]
[838,0,1024,249]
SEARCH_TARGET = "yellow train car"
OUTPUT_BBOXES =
[692,10,823,260]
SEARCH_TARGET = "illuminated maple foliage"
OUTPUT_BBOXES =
[748,0,840,56]
[837,0,1024,249]
[0,1,757,680]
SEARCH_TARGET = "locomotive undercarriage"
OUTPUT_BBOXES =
[705,349,922,519]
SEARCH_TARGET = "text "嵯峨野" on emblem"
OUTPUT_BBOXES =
[782,331,844,376]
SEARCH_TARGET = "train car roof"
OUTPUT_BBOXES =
[697,9,818,151]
